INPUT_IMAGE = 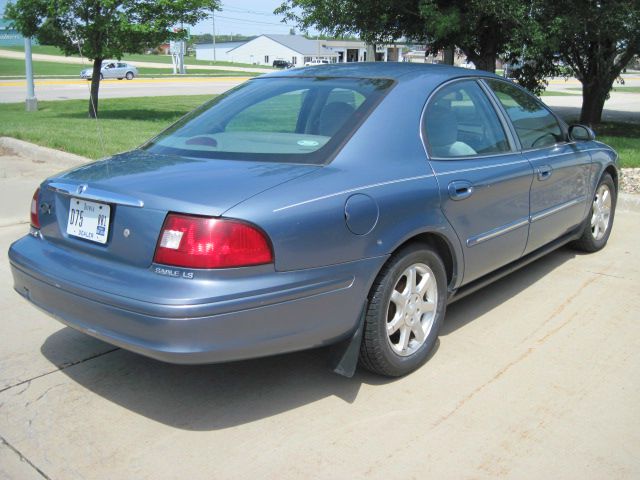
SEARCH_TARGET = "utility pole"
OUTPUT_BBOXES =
[24,37,37,111]
[212,7,216,62]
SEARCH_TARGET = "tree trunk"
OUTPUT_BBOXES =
[579,82,609,125]
[88,58,102,118]
[473,53,496,73]
[464,49,496,73]
[443,46,454,65]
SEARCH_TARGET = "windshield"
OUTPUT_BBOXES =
[143,76,394,164]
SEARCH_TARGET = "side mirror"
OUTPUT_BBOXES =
[568,124,596,142]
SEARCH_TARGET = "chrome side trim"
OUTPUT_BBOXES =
[273,174,434,212]
[437,159,530,176]
[466,217,529,247]
[530,196,586,223]
[525,147,608,160]
[48,182,144,208]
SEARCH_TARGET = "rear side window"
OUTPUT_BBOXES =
[424,80,510,158]
[486,79,564,150]
[144,77,393,164]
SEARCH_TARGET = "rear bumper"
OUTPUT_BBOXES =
[9,234,385,364]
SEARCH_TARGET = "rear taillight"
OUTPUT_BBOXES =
[153,214,273,269]
[30,188,40,229]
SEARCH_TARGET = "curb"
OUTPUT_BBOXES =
[618,193,640,213]
[0,136,89,165]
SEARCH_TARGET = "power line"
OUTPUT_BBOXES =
[220,4,276,16]
[214,14,289,27]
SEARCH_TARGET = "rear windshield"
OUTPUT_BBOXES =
[143,76,394,164]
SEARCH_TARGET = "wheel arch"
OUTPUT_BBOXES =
[378,230,461,292]
[604,164,618,191]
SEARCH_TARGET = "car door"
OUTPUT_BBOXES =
[103,62,116,78]
[116,63,127,77]
[423,79,533,285]
[484,79,592,254]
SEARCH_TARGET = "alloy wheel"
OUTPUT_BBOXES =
[591,183,612,240]
[386,263,438,356]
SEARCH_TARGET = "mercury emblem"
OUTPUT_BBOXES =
[123,228,130,238]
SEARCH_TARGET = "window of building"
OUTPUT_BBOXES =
[264,55,269,64]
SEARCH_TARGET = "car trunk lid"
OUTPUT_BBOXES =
[39,150,317,268]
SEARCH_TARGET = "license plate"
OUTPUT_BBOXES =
[67,198,110,244]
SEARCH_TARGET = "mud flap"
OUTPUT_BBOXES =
[328,304,366,378]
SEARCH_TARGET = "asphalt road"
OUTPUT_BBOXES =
[0,142,639,479]
[0,76,251,103]
[1,75,639,126]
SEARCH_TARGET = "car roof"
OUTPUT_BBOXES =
[260,62,500,83]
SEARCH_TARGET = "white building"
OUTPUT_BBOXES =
[211,34,337,66]
[321,40,405,63]
[194,41,245,62]
[194,34,406,66]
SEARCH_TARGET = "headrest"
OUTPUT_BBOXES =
[425,105,458,147]
[318,102,356,137]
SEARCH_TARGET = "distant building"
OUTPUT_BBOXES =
[0,19,27,47]
[194,41,247,62]
[195,34,407,66]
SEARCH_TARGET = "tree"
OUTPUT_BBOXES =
[524,0,640,125]
[418,0,532,72]
[6,0,216,118]
[276,0,533,72]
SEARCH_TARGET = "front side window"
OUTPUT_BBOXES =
[486,79,564,150]
[144,77,393,164]
[424,80,510,158]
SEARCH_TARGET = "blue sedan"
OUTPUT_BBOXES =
[9,64,618,377]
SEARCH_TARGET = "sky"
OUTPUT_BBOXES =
[0,0,315,37]
[192,0,311,37]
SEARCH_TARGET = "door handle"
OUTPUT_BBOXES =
[537,165,553,181]
[448,180,474,201]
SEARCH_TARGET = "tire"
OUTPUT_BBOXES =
[117,77,123,80]
[99,73,103,80]
[125,71,134,80]
[359,244,447,377]
[572,172,616,253]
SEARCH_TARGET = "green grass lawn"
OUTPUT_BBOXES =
[568,86,640,94]
[0,95,638,167]
[0,57,257,78]
[539,90,579,96]
[1,44,273,70]
[0,96,211,159]
[0,57,80,77]
[595,122,640,168]
[610,86,640,94]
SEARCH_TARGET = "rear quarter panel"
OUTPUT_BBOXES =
[225,76,465,283]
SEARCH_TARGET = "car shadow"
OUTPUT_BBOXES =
[551,106,640,124]
[41,328,407,431]
[40,247,574,431]
[442,246,576,336]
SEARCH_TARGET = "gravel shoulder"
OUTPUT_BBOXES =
[621,168,640,194]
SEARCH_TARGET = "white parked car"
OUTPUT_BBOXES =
[80,61,138,80]
[304,60,330,66]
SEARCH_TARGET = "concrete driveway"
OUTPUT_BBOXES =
[1,143,639,479]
